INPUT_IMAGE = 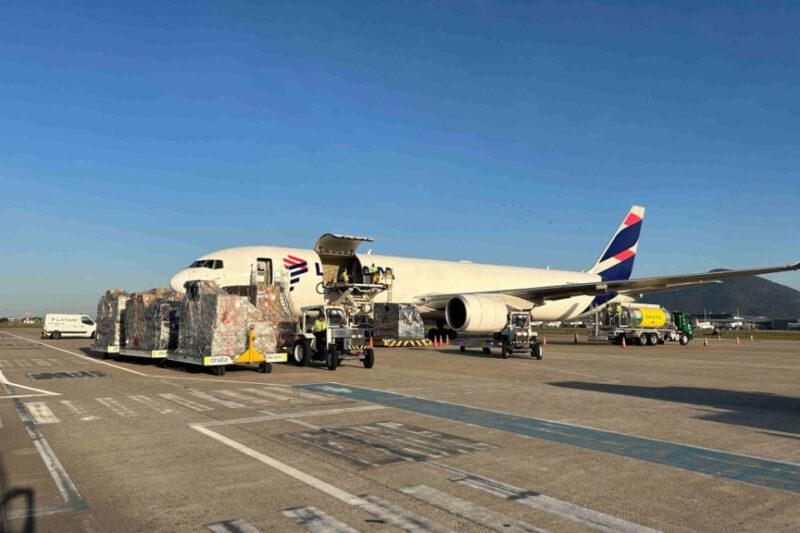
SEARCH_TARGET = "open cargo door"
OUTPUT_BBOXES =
[314,233,375,284]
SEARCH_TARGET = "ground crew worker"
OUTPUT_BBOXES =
[313,313,327,355]
[338,269,350,284]
[384,267,394,301]
[369,263,379,284]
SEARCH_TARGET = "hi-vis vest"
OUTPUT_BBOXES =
[314,319,327,332]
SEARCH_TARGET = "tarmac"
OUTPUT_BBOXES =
[1,327,798,532]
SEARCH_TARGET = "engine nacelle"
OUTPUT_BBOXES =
[445,294,509,333]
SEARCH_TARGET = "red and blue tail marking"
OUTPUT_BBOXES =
[283,255,308,291]
[588,205,644,282]
[582,206,645,312]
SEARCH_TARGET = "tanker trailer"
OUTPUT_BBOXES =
[593,303,692,346]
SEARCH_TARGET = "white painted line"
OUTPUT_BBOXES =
[359,494,453,533]
[60,400,100,421]
[206,518,263,533]
[24,402,61,424]
[237,387,304,403]
[281,507,360,533]
[0,370,60,397]
[264,385,329,401]
[435,463,659,533]
[216,389,275,407]
[2,375,85,510]
[0,360,9,368]
[401,485,545,533]
[1,331,147,376]
[96,397,137,417]
[128,394,176,414]
[159,393,214,412]
[200,405,385,428]
[191,390,246,409]
[192,423,366,504]
[32,359,51,367]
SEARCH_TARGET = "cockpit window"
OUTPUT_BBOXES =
[188,259,223,269]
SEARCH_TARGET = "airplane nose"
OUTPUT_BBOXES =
[170,271,188,292]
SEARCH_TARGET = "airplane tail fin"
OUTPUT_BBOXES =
[587,205,645,281]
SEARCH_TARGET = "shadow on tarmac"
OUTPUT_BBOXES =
[1,455,36,533]
[550,381,800,435]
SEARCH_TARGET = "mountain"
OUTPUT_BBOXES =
[640,272,800,318]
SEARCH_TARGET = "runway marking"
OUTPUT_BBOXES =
[261,386,330,401]
[401,485,545,533]
[298,383,800,494]
[200,405,385,428]
[0,370,60,398]
[24,401,61,424]
[359,493,453,532]
[60,400,100,421]
[191,390,246,409]
[31,358,51,367]
[436,462,656,533]
[2,379,86,512]
[159,393,214,412]
[206,518,263,533]
[128,394,177,414]
[216,389,277,407]
[96,397,136,417]
[0,331,147,376]
[233,387,303,403]
[281,506,359,533]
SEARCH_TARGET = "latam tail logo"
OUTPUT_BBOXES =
[283,255,308,291]
[589,206,645,282]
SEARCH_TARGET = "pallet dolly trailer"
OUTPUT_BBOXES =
[119,347,169,365]
[166,325,288,376]
[90,345,120,358]
[458,311,544,359]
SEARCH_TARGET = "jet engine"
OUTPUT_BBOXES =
[445,294,509,332]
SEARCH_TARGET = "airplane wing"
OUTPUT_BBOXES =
[413,261,800,309]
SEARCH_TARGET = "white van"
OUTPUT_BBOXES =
[42,314,97,339]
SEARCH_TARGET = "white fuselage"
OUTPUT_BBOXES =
[169,246,631,322]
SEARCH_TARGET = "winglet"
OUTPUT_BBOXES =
[588,206,645,281]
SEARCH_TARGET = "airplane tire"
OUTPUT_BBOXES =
[292,339,310,367]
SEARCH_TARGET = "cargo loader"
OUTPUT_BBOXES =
[590,303,693,346]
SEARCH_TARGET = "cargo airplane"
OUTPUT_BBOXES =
[170,206,799,335]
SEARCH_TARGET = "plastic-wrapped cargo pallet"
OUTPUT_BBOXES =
[373,303,424,340]
[124,288,183,351]
[95,289,130,348]
[225,284,296,351]
[176,280,278,358]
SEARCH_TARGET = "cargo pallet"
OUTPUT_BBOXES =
[376,338,432,347]
[166,326,288,376]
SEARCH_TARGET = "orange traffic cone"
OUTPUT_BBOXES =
[621,337,627,348]
[435,336,441,347]
[736,336,740,345]
[369,336,374,349]
[704,338,709,347]
[573,333,579,344]
[542,336,548,346]
[445,335,450,346]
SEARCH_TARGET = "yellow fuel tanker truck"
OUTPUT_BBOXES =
[592,303,693,346]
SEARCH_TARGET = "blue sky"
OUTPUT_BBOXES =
[1,1,798,316]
